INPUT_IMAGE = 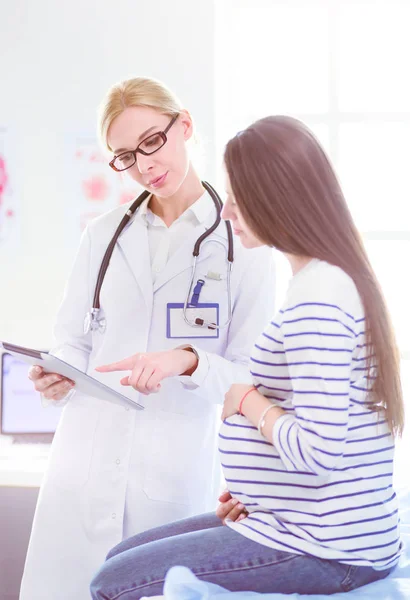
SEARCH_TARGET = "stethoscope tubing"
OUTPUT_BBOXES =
[84,182,234,334]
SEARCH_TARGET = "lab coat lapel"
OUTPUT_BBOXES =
[117,217,153,313]
[152,221,220,294]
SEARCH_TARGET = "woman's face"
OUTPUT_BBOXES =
[107,106,193,198]
[221,170,264,249]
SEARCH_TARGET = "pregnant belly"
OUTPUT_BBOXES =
[219,414,282,499]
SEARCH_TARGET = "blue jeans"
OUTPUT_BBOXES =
[90,512,393,599]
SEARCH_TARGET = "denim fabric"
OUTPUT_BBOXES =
[90,512,393,599]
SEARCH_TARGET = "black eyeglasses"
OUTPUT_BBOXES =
[109,114,179,172]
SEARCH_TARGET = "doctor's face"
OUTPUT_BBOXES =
[107,106,193,198]
[221,171,264,249]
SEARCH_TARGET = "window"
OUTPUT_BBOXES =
[215,0,410,372]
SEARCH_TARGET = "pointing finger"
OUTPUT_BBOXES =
[96,356,138,373]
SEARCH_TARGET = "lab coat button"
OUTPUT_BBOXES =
[116,459,121,465]
[112,513,116,519]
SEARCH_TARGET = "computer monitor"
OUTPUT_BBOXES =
[0,352,62,439]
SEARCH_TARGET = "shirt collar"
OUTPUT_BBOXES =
[187,189,215,224]
[137,189,215,227]
[137,194,153,224]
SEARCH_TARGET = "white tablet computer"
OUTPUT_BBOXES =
[0,341,144,410]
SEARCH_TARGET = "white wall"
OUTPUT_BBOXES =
[0,0,216,348]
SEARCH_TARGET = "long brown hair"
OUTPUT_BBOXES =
[224,115,404,437]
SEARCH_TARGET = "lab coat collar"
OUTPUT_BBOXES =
[117,216,153,314]
[151,194,226,294]
[117,194,228,305]
[137,189,213,228]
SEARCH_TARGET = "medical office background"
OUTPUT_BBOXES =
[0,0,409,598]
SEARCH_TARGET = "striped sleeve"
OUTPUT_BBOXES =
[272,303,355,475]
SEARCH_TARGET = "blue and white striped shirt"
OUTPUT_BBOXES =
[219,259,401,570]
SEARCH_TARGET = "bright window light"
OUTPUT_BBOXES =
[216,0,410,365]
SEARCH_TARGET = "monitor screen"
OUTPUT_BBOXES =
[0,352,63,435]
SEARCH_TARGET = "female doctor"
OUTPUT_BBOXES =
[20,77,275,600]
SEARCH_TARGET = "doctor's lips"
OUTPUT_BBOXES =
[148,172,168,188]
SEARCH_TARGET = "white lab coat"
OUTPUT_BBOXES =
[20,197,275,600]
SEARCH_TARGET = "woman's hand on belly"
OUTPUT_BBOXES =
[222,384,257,420]
[216,490,248,525]
[95,349,198,395]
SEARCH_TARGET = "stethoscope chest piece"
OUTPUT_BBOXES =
[84,309,106,335]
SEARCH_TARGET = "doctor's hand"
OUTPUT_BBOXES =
[216,490,248,525]
[28,366,75,401]
[95,349,198,395]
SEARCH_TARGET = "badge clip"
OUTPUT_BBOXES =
[190,279,205,307]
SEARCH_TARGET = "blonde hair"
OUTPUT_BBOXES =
[98,77,183,151]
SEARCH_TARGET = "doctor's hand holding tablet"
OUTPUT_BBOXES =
[28,366,75,401]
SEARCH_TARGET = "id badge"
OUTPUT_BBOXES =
[166,303,219,339]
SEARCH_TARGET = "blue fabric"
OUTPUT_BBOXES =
[161,532,409,599]
[153,485,410,600]
[91,511,392,598]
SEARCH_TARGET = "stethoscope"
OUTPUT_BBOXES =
[83,181,234,335]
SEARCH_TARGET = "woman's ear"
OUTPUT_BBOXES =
[178,109,194,142]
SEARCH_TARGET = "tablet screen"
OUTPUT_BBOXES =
[0,352,63,434]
